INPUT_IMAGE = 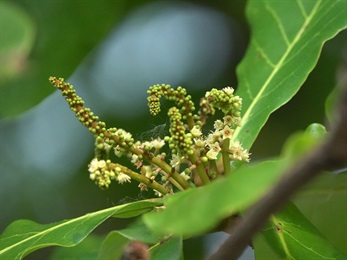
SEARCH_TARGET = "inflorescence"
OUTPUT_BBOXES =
[50,77,250,196]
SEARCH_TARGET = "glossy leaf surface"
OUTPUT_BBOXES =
[143,122,326,236]
[254,202,346,259]
[0,199,162,260]
[293,172,347,254]
[232,0,347,151]
[150,237,183,260]
[144,160,284,236]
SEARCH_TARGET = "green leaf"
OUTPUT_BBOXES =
[50,234,104,260]
[254,202,346,259]
[232,0,347,151]
[281,123,326,162]
[0,2,35,83]
[97,232,129,260]
[325,87,339,124]
[116,219,162,244]
[293,172,347,254]
[150,237,183,260]
[143,122,325,237]
[111,199,163,218]
[0,199,162,260]
[0,1,128,118]
[97,223,182,260]
[143,160,284,236]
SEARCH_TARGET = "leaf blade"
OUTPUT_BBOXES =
[255,202,346,259]
[0,199,162,259]
[143,160,285,236]
[233,0,347,150]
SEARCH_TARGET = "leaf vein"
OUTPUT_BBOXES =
[232,0,322,145]
[265,3,290,46]
[296,0,308,19]
[253,40,276,68]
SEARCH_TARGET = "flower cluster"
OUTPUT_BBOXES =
[88,158,131,188]
[51,78,250,196]
[205,87,242,115]
[204,115,250,162]
[147,84,199,129]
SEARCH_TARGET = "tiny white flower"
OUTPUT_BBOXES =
[206,149,219,160]
[206,142,221,160]
[89,173,96,180]
[206,131,221,146]
[154,189,163,197]
[209,142,221,153]
[232,117,242,127]
[222,86,234,95]
[143,141,153,150]
[213,120,224,130]
[152,138,165,149]
[97,160,106,169]
[194,137,205,147]
[221,125,234,139]
[88,158,99,173]
[230,140,242,150]
[138,183,148,191]
[121,130,132,140]
[117,173,131,184]
[131,154,139,164]
[241,150,251,162]
[170,154,181,168]
[180,172,191,181]
[232,150,243,161]
[190,125,202,137]
[229,140,250,162]
[223,115,233,126]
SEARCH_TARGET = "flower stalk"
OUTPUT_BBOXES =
[50,77,250,196]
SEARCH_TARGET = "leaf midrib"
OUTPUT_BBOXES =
[0,200,161,256]
[0,207,115,256]
[232,0,322,144]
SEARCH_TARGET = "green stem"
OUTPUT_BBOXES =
[151,156,191,190]
[114,164,169,195]
[165,175,185,191]
[208,159,220,179]
[185,113,195,129]
[50,77,191,191]
[222,138,231,175]
[188,154,211,184]
[104,132,190,190]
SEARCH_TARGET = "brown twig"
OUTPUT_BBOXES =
[209,84,347,259]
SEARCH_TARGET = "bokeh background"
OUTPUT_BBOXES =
[0,0,345,259]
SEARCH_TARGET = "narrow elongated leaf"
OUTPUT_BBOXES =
[293,172,347,254]
[143,123,325,236]
[97,232,130,260]
[233,0,347,150]
[115,219,162,244]
[98,221,180,260]
[144,160,284,236]
[0,199,162,260]
[254,202,346,259]
[51,234,104,260]
[150,237,183,260]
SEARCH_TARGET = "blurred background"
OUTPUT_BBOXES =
[0,0,345,259]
